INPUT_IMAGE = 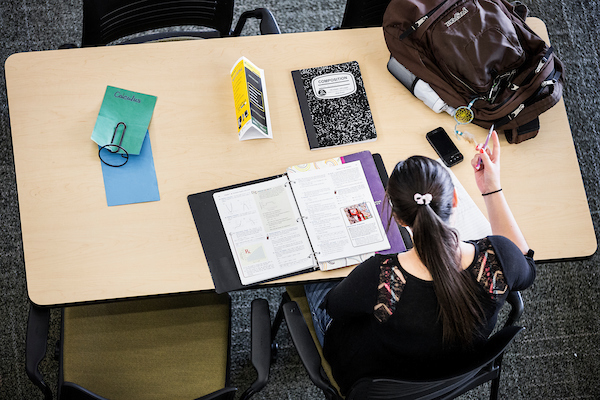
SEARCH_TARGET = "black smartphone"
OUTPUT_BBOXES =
[426,127,463,167]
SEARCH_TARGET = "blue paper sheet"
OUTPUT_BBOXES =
[100,131,160,206]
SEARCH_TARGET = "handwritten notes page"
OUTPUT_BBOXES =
[214,176,314,285]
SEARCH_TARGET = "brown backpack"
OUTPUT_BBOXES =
[383,0,564,143]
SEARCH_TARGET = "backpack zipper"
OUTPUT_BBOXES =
[447,70,478,95]
[399,0,450,39]
[494,68,561,126]
[511,47,554,91]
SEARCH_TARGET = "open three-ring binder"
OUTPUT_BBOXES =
[188,151,406,293]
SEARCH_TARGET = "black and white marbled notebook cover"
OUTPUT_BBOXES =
[292,61,377,149]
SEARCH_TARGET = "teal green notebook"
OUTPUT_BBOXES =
[91,86,157,155]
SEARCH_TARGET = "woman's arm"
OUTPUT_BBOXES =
[471,131,530,254]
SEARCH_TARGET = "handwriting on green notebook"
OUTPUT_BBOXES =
[91,86,157,155]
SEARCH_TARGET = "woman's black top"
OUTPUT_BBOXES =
[322,235,536,395]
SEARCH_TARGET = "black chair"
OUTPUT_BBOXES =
[328,0,392,30]
[74,0,280,47]
[274,287,525,400]
[26,293,271,400]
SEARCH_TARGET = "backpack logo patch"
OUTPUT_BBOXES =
[444,7,469,27]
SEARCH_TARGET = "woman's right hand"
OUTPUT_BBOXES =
[470,130,530,253]
[471,130,501,194]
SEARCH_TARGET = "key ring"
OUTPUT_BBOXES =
[453,99,478,144]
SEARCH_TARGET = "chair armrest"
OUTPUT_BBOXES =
[196,387,237,400]
[26,303,53,400]
[505,291,524,327]
[283,302,341,400]
[485,325,524,360]
[255,8,281,35]
[239,298,272,400]
[232,8,281,36]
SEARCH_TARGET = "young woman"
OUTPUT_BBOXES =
[305,131,535,395]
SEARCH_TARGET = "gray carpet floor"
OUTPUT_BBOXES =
[1,0,599,399]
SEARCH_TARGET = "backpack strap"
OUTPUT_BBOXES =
[504,117,540,144]
[511,1,529,20]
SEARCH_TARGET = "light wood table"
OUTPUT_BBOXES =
[6,19,595,306]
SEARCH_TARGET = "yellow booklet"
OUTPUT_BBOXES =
[230,57,272,140]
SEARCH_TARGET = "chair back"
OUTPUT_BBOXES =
[340,0,392,28]
[59,293,232,400]
[82,0,235,46]
[278,289,525,400]
[345,325,524,400]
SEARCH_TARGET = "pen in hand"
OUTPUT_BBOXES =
[476,124,494,171]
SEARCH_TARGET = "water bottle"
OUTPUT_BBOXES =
[387,57,455,116]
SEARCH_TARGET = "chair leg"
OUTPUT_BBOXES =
[490,350,507,400]
[239,299,272,400]
[489,357,504,400]
[282,301,342,400]
[268,291,293,363]
[490,377,500,400]
[26,302,53,400]
[271,291,291,342]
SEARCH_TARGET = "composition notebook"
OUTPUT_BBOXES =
[188,151,405,293]
[292,61,377,150]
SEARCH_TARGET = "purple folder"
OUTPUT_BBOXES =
[342,150,406,254]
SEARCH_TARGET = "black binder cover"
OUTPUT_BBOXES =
[188,175,284,293]
[372,153,388,189]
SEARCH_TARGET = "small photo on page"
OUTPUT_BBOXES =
[342,202,373,225]
[341,202,385,248]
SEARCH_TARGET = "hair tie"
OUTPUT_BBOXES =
[482,188,502,196]
[414,193,433,205]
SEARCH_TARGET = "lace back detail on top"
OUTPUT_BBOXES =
[473,238,508,298]
[373,239,508,323]
[374,256,406,323]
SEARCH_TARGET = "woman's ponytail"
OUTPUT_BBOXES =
[387,156,487,345]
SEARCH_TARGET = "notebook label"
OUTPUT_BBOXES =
[312,72,357,99]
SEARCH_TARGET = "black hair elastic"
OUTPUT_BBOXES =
[482,188,502,196]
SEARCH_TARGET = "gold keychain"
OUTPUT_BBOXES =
[453,99,478,145]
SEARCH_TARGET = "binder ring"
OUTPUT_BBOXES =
[98,122,129,167]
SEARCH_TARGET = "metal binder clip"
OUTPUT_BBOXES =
[98,122,129,167]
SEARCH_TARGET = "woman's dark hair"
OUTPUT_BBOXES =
[386,156,486,345]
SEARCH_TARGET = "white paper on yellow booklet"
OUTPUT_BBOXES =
[230,57,273,141]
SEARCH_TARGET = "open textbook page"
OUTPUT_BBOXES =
[290,161,390,262]
[287,156,373,271]
[213,176,314,285]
